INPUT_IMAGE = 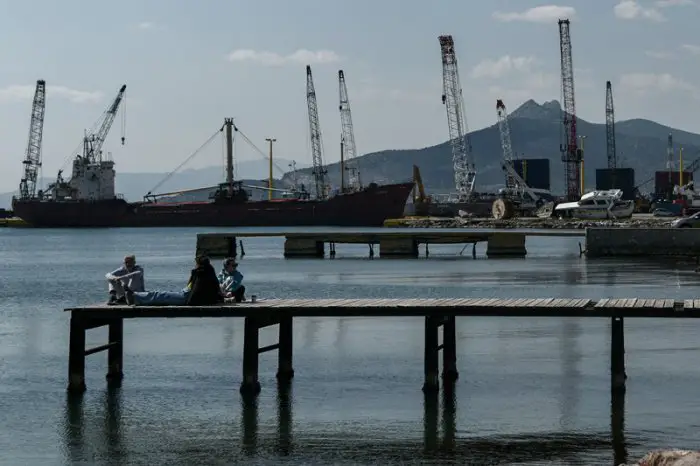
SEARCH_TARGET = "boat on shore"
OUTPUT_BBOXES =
[554,189,634,219]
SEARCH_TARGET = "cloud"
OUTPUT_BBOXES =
[492,5,576,23]
[620,73,696,96]
[226,49,341,66]
[681,44,700,55]
[655,0,693,6]
[614,1,666,21]
[645,50,675,59]
[0,84,103,103]
[471,56,537,79]
[137,21,156,30]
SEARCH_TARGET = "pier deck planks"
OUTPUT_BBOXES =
[64,298,700,319]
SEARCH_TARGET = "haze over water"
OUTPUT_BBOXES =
[2,227,700,465]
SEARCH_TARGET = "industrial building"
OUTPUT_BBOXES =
[595,168,636,200]
[512,158,551,191]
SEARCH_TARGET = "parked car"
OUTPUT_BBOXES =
[672,211,700,228]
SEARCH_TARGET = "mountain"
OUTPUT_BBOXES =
[287,99,700,196]
[0,158,309,209]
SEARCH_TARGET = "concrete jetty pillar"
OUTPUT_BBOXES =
[283,238,324,258]
[422,316,440,392]
[379,238,418,257]
[486,233,527,258]
[196,234,237,258]
[240,317,261,395]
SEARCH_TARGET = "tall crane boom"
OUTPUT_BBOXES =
[605,81,617,170]
[306,65,328,199]
[338,70,361,192]
[496,99,517,189]
[18,80,47,200]
[84,84,126,163]
[439,35,476,201]
[558,19,581,201]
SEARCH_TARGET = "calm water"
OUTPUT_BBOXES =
[2,227,700,465]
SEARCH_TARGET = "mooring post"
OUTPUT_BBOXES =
[240,317,261,395]
[610,316,626,392]
[442,315,459,382]
[106,319,124,383]
[276,316,295,381]
[228,236,237,257]
[67,314,87,393]
[422,315,440,392]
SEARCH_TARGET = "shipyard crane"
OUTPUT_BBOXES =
[605,81,617,170]
[439,35,476,201]
[306,65,328,199]
[558,19,581,201]
[18,80,47,200]
[83,84,127,163]
[496,99,516,189]
[338,70,361,192]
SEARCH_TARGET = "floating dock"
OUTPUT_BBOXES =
[196,230,584,259]
[64,297,699,395]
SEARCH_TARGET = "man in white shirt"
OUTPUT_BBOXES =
[106,255,145,305]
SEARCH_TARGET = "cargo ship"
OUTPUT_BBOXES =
[12,121,413,228]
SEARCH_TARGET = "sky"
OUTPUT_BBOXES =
[1,0,699,194]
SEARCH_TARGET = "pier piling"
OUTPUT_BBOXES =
[106,319,124,383]
[67,317,87,393]
[610,317,626,391]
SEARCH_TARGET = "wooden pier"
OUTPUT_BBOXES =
[196,230,585,259]
[64,298,700,395]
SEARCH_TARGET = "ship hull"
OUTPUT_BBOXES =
[12,182,414,228]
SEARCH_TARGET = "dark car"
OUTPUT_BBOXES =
[672,211,700,228]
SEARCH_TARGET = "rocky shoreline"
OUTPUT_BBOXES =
[386,216,676,230]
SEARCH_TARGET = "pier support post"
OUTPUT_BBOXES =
[442,316,459,382]
[610,317,626,392]
[276,316,294,381]
[106,319,124,383]
[486,233,527,258]
[67,316,87,393]
[240,317,261,395]
[422,316,440,392]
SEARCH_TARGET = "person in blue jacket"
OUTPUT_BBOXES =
[219,257,245,302]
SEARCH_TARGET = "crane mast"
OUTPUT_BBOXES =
[18,80,47,200]
[558,19,581,201]
[338,70,361,192]
[439,35,476,201]
[306,65,328,199]
[605,81,617,170]
[667,133,674,189]
[496,99,517,189]
[84,84,126,163]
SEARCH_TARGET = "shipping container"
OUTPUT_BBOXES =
[512,158,550,191]
[654,171,694,197]
[595,168,636,200]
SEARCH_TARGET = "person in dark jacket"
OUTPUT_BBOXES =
[186,255,224,305]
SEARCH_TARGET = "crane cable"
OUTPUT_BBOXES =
[144,128,223,196]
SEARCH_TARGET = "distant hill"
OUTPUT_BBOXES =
[0,158,309,209]
[287,99,700,196]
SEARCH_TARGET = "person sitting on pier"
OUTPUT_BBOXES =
[218,257,245,302]
[123,255,224,306]
[106,255,145,305]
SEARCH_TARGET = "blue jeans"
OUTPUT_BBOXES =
[132,290,189,306]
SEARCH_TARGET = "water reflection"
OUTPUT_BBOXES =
[62,383,625,464]
[612,390,628,465]
[559,319,581,429]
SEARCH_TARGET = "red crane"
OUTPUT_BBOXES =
[558,19,581,201]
